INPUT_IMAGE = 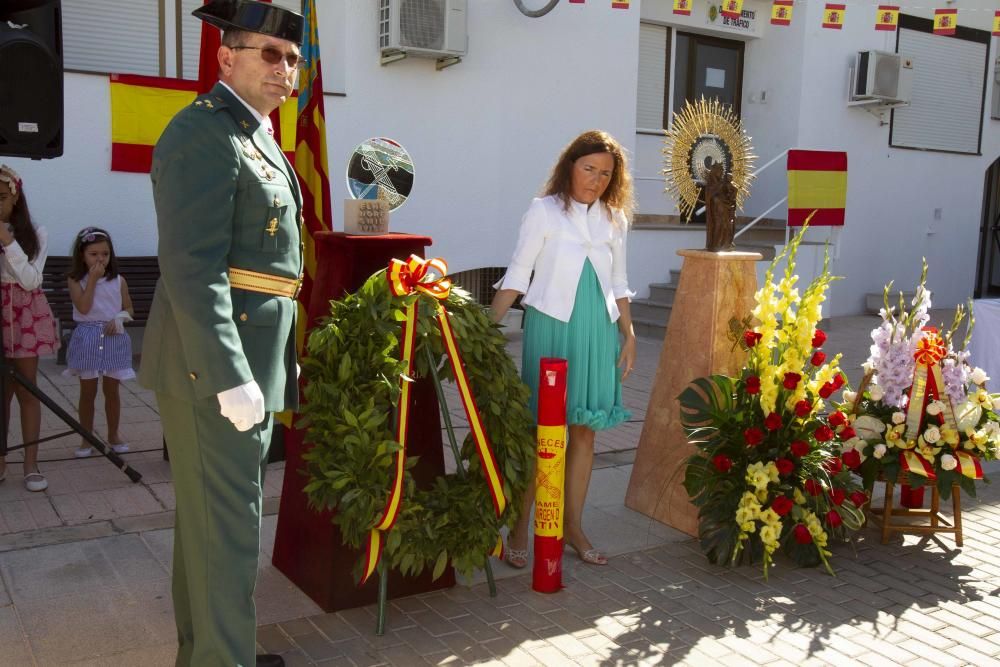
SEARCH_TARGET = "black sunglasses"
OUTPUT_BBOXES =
[231,45,306,69]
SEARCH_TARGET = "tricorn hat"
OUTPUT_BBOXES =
[193,0,304,45]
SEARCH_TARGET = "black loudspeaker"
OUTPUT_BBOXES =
[0,0,63,159]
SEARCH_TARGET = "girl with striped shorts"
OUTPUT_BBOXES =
[66,227,135,457]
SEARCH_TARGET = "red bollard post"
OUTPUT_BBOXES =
[533,358,567,594]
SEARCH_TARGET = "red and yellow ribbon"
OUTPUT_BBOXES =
[361,255,506,584]
[900,450,937,480]
[905,328,958,441]
[955,450,984,480]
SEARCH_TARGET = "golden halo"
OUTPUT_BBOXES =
[662,97,755,221]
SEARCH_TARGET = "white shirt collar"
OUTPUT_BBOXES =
[220,81,273,134]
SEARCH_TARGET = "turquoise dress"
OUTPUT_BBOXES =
[521,259,630,431]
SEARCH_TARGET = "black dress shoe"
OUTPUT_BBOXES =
[256,655,284,667]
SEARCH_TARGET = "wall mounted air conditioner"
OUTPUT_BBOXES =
[378,0,468,68]
[850,50,913,105]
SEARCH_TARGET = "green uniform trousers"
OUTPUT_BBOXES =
[158,393,274,667]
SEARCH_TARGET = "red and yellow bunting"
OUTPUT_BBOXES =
[721,0,744,20]
[875,5,899,31]
[993,10,1000,36]
[673,0,692,16]
[901,450,937,479]
[955,451,984,480]
[934,8,957,35]
[771,0,793,26]
[362,255,507,583]
[822,3,845,29]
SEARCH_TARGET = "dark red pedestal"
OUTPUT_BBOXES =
[272,232,456,611]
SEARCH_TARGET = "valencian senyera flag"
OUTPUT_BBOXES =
[770,0,793,26]
[934,8,957,35]
[786,150,847,227]
[292,0,333,354]
[822,3,845,29]
[673,0,691,16]
[721,0,744,20]
[875,5,899,31]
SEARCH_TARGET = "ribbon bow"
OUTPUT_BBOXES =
[388,255,452,300]
[914,328,947,366]
[360,255,505,585]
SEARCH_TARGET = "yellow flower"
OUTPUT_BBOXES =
[793,487,807,505]
[757,488,770,503]
[758,508,781,527]
[972,389,992,409]
[759,524,779,549]
[940,426,960,447]
[885,424,906,447]
[741,521,757,533]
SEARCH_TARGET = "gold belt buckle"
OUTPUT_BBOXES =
[292,275,303,300]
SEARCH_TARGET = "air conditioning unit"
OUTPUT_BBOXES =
[378,0,468,66]
[852,50,913,104]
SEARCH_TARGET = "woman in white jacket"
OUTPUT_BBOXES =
[490,130,636,566]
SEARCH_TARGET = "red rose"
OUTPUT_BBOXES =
[850,490,869,508]
[783,372,802,390]
[819,383,835,399]
[826,509,843,528]
[822,456,843,474]
[832,373,846,389]
[764,412,783,431]
[794,400,812,417]
[775,458,795,476]
[811,351,827,366]
[804,479,824,496]
[829,488,846,506]
[771,495,793,516]
[828,411,847,427]
[794,524,813,544]
[712,454,733,473]
[744,330,763,348]
[815,425,834,442]
[812,329,827,348]
[838,427,857,441]
[790,440,810,457]
[745,376,761,394]
[744,427,764,447]
[842,449,862,470]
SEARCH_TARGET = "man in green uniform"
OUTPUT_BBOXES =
[139,2,304,665]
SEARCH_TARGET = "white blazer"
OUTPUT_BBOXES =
[496,195,633,323]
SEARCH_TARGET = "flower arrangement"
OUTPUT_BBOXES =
[839,262,1000,499]
[681,226,865,578]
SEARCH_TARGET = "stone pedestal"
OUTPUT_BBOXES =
[625,249,762,536]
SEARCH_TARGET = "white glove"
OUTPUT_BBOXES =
[109,310,133,335]
[217,380,265,432]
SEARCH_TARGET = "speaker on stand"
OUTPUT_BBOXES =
[0,0,63,159]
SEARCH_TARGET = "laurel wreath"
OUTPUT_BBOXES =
[298,271,536,581]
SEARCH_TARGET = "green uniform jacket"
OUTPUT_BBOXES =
[139,83,302,412]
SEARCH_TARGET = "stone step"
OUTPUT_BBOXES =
[634,313,669,340]
[647,282,676,306]
[631,298,672,324]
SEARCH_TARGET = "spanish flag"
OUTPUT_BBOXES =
[994,10,1000,36]
[673,0,691,16]
[771,0,793,26]
[787,150,847,227]
[721,0,744,20]
[875,5,899,31]
[933,8,957,35]
[110,75,198,173]
[822,3,845,29]
[612,0,629,8]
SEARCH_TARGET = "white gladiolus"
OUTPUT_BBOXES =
[940,454,958,471]
[923,426,941,444]
[891,411,906,425]
[971,367,990,386]
[873,443,888,459]
[869,384,885,401]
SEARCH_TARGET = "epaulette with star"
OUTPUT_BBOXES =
[192,94,228,112]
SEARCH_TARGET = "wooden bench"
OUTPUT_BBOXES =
[42,256,160,365]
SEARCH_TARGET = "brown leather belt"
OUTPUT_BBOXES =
[228,267,302,299]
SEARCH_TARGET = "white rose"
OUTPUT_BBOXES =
[940,454,958,471]
[923,426,941,444]
[869,384,885,402]
[873,443,888,459]
[971,367,990,386]
[842,390,858,405]
[891,411,906,425]
[926,401,943,416]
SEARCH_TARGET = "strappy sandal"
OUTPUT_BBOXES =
[569,543,608,566]
[24,472,48,492]
[504,547,529,569]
